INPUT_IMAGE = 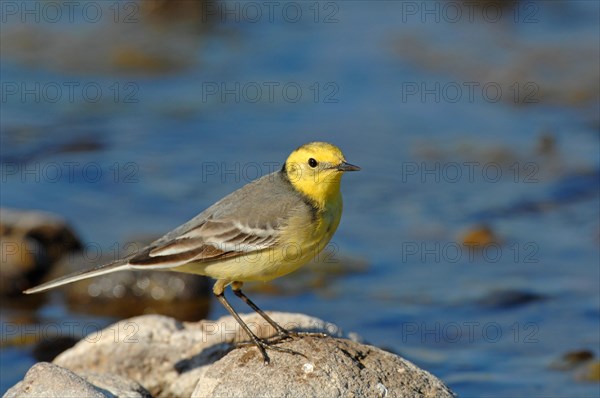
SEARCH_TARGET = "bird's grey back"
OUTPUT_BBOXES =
[150,170,308,246]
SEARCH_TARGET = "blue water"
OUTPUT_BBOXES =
[1,1,599,396]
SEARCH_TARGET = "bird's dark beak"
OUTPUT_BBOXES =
[337,161,361,172]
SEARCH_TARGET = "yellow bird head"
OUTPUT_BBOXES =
[284,142,360,208]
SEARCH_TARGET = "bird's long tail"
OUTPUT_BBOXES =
[23,260,130,294]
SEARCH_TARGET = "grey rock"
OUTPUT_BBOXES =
[52,312,346,397]
[18,312,455,398]
[192,336,455,398]
[3,362,150,398]
[4,363,93,398]
[54,315,190,397]
[4,362,102,398]
[79,372,151,398]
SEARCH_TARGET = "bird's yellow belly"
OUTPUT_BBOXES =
[176,202,341,283]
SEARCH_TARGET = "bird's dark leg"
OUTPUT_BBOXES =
[232,287,291,338]
[214,291,304,365]
[231,282,329,342]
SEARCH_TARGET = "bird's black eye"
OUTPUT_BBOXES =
[308,158,318,168]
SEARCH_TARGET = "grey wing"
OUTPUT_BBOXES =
[127,218,281,268]
[127,171,305,269]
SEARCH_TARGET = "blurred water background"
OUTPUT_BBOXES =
[1,1,599,396]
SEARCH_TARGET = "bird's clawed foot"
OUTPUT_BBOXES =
[267,329,329,344]
[236,330,330,365]
[236,336,307,365]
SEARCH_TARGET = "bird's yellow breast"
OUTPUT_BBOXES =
[277,192,342,272]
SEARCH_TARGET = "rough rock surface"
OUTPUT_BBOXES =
[0,208,81,295]
[193,335,455,398]
[52,313,347,397]
[4,362,149,398]
[7,313,455,398]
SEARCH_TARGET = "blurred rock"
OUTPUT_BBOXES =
[141,0,215,23]
[0,208,82,296]
[0,220,211,320]
[461,225,497,248]
[111,45,184,74]
[32,336,79,363]
[476,289,546,309]
[4,362,150,398]
[536,133,558,156]
[550,350,600,383]
[2,124,107,165]
[44,312,454,397]
[59,249,212,322]
[0,235,44,296]
[576,361,600,383]
[550,349,594,371]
